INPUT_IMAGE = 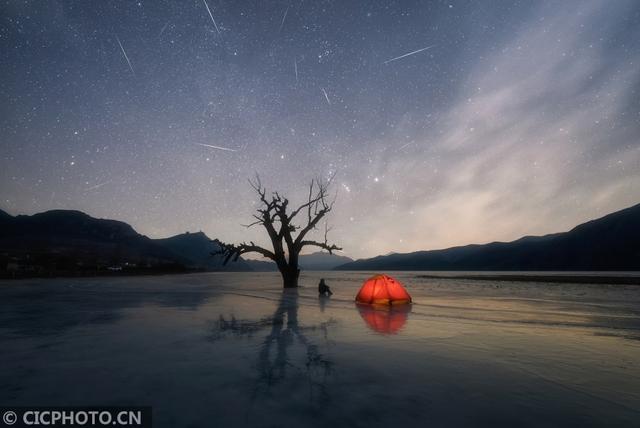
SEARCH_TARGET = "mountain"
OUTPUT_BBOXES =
[0,209,185,276]
[244,251,353,271]
[244,259,278,272]
[154,232,251,272]
[336,203,640,271]
[0,209,351,277]
[0,209,260,276]
[300,251,353,270]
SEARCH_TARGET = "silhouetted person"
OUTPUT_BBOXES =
[318,278,332,296]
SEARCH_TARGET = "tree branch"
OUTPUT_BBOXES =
[212,239,276,265]
[299,240,342,254]
[212,174,340,279]
[289,178,329,221]
[294,203,333,246]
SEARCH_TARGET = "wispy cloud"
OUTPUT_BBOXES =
[341,0,640,256]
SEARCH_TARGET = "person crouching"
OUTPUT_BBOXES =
[318,278,333,296]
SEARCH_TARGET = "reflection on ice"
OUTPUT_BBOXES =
[211,289,335,407]
[1,272,640,427]
[356,303,412,335]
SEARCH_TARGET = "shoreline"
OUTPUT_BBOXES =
[414,274,640,285]
[2,270,640,285]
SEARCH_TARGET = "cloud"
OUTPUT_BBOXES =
[339,0,640,258]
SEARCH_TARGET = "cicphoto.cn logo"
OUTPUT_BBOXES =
[0,407,152,427]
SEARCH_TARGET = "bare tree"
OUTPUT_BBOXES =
[213,175,341,288]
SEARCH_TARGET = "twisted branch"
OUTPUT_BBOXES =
[212,174,341,270]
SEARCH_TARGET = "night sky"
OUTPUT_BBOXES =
[1,0,639,258]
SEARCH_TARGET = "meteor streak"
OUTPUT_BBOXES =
[195,143,237,152]
[322,88,331,105]
[85,181,111,192]
[159,21,169,36]
[116,36,135,75]
[202,0,220,34]
[279,6,289,32]
[383,45,435,64]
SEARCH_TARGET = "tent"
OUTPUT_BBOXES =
[357,304,411,334]
[355,274,412,305]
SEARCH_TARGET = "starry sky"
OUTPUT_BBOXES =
[1,0,640,259]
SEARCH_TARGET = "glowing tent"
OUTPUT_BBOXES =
[355,274,412,305]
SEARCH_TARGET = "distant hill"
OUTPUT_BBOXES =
[154,232,251,272]
[0,209,354,277]
[0,210,253,277]
[0,209,352,277]
[244,251,353,271]
[300,251,353,270]
[244,259,278,272]
[0,209,185,276]
[336,203,640,271]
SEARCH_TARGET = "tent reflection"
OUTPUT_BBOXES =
[357,303,412,335]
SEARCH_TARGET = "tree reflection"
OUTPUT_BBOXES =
[210,289,335,408]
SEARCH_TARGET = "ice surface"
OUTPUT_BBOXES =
[1,271,639,427]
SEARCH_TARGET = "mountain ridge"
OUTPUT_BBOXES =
[335,202,640,271]
[3,203,638,276]
[155,231,252,272]
[243,251,353,271]
[0,209,247,276]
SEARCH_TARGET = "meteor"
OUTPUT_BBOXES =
[202,0,220,34]
[279,6,289,32]
[85,181,111,192]
[159,21,169,36]
[195,143,237,152]
[383,45,435,65]
[116,36,135,75]
[322,88,331,105]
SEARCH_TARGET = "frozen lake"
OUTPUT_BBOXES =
[1,272,640,427]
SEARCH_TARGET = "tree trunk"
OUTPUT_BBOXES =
[280,265,300,288]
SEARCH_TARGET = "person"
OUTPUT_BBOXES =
[318,278,333,296]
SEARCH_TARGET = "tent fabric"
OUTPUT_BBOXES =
[355,274,412,305]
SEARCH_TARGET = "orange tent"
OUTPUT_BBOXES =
[357,304,411,334]
[355,274,412,305]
